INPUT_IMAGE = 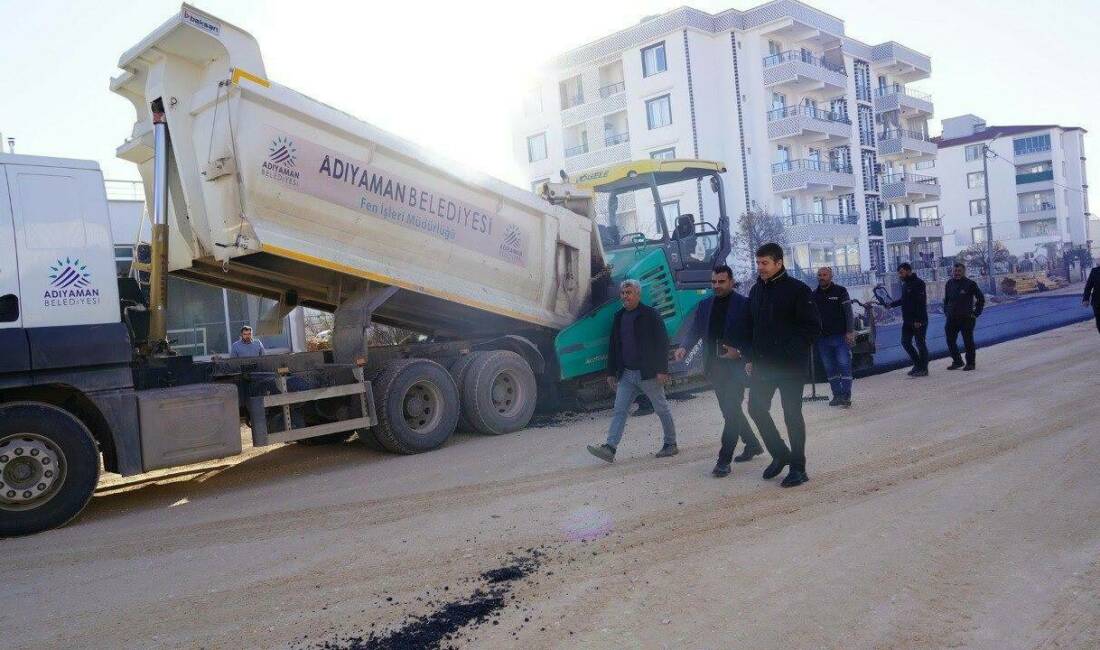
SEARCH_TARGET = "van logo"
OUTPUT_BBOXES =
[49,258,91,289]
[268,136,297,167]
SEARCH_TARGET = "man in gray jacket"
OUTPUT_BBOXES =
[230,325,266,358]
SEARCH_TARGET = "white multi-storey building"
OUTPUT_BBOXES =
[512,0,937,284]
[914,114,1090,264]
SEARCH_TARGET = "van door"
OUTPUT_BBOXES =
[0,165,30,372]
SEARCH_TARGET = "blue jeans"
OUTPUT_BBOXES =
[816,334,852,399]
[606,369,677,448]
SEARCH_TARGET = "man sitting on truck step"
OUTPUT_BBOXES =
[230,325,266,358]
[587,279,678,463]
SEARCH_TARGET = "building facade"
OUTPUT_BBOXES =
[512,0,937,285]
[914,115,1090,266]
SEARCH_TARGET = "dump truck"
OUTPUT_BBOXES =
[0,5,733,536]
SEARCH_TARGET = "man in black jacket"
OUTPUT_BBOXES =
[943,263,985,370]
[587,279,678,463]
[745,243,822,488]
[889,263,930,377]
[813,267,856,407]
[1084,265,1100,334]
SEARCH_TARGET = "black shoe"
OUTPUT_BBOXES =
[711,462,731,477]
[946,361,964,370]
[762,459,788,480]
[734,447,764,463]
[828,396,841,406]
[655,443,679,458]
[906,368,918,376]
[962,364,975,371]
[840,398,852,409]
[910,369,929,377]
[587,443,615,463]
[780,468,809,488]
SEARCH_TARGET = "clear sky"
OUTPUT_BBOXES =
[2,0,1098,190]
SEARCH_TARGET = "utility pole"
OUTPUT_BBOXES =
[981,142,997,295]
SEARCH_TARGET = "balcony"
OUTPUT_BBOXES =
[1018,202,1057,222]
[762,50,847,93]
[599,81,625,99]
[871,42,931,83]
[884,216,944,243]
[766,105,851,143]
[880,172,941,203]
[877,128,937,161]
[564,143,589,158]
[783,212,861,244]
[771,159,855,195]
[873,85,933,118]
[1016,170,1054,185]
[604,132,629,147]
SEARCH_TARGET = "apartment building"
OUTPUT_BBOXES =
[513,0,937,284]
[913,114,1090,264]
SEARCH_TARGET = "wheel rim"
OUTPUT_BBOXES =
[403,380,444,434]
[0,433,67,512]
[489,370,525,418]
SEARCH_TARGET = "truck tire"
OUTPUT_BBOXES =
[449,353,479,432]
[0,402,101,537]
[461,350,537,435]
[369,358,459,454]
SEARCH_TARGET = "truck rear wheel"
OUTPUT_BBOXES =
[369,359,459,454]
[449,353,479,432]
[0,402,100,537]
[460,351,537,435]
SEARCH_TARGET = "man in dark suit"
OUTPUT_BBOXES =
[674,265,762,478]
[587,279,678,463]
[889,262,930,377]
[745,243,822,488]
[1084,265,1100,335]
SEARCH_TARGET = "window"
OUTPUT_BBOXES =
[1013,134,1051,156]
[650,147,676,160]
[530,178,549,193]
[771,92,786,110]
[781,197,795,217]
[918,206,940,225]
[965,144,983,162]
[967,171,985,189]
[915,159,935,170]
[646,94,672,129]
[641,42,667,77]
[660,201,680,231]
[972,226,987,244]
[527,133,548,162]
[114,244,134,277]
[776,145,791,165]
[812,197,826,215]
[970,199,987,216]
[558,76,583,109]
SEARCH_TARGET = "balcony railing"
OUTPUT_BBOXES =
[561,94,584,110]
[1016,170,1054,184]
[772,159,853,174]
[1019,202,1056,214]
[762,50,846,75]
[885,217,942,228]
[599,81,626,99]
[784,212,859,226]
[880,172,938,185]
[875,84,932,102]
[564,143,589,157]
[604,132,629,147]
[880,128,931,142]
[766,105,850,124]
[1015,143,1051,156]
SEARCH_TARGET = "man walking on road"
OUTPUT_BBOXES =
[943,263,985,371]
[674,265,762,478]
[745,243,822,488]
[588,279,678,463]
[889,263,929,377]
[812,267,855,408]
[1084,264,1100,334]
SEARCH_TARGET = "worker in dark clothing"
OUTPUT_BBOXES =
[674,265,762,478]
[587,279,678,463]
[889,263,930,377]
[943,263,986,371]
[1084,265,1100,335]
[812,267,855,407]
[745,243,822,488]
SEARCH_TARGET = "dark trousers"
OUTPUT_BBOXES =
[747,371,807,470]
[945,316,977,365]
[901,322,929,371]
[710,368,761,465]
[1094,304,1100,334]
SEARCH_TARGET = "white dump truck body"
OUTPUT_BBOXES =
[111,5,598,335]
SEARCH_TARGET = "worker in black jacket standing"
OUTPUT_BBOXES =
[943,263,985,370]
[587,279,678,463]
[889,263,930,377]
[745,243,822,488]
[812,267,856,407]
[1084,264,1100,334]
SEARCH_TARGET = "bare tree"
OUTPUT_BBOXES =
[957,241,1015,274]
[732,208,788,285]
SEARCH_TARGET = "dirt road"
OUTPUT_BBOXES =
[3,323,1098,649]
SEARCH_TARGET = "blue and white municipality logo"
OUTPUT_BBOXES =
[49,258,90,289]
[268,136,297,167]
[43,258,100,307]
